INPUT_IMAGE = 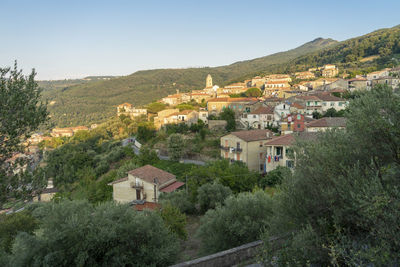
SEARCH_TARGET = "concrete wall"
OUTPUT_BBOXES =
[171,240,263,267]
[208,120,227,131]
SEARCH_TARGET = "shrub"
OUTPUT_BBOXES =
[197,182,232,213]
[196,191,273,254]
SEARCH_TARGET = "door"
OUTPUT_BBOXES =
[136,189,141,200]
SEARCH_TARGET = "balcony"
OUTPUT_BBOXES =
[130,181,144,189]
[220,145,230,151]
[232,147,243,152]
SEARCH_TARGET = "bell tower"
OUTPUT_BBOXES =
[206,74,213,88]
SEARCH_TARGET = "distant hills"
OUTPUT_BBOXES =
[41,25,400,127]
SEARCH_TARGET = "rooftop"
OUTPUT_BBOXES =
[306,117,347,128]
[228,129,274,142]
[249,106,274,115]
[265,132,320,146]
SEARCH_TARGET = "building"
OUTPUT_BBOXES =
[273,102,291,125]
[366,68,391,80]
[154,110,198,129]
[251,76,266,88]
[280,114,306,135]
[321,64,339,78]
[316,94,349,112]
[305,117,346,132]
[207,97,259,117]
[190,92,212,103]
[264,132,319,172]
[108,165,184,204]
[295,71,315,80]
[206,74,213,88]
[198,109,209,124]
[117,103,147,118]
[33,179,58,202]
[153,109,180,129]
[265,74,292,83]
[371,76,400,89]
[240,106,274,129]
[51,126,89,137]
[290,102,306,115]
[294,95,323,115]
[220,129,274,173]
[347,78,371,91]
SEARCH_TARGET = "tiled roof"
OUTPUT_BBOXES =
[306,117,346,128]
[265,132,319,146]
[109,165,176,186]
[250,106,274,115]
[128,165,176,186]
[133,202,161,211]
[228,129,273,142]
[315,94,345,101]
[291,103,305,109]
[159,181,185,193]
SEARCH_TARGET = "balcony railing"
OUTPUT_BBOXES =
[220,146,242,152]
[130,181,144,189]
[220,145,230,151]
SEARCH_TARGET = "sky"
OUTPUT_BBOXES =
[1,0,399,80]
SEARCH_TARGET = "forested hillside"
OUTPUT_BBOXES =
[42,38,337,126]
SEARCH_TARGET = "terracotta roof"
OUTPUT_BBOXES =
[291,102,305,109]
[160,181,185,193]
[133,202,161,211]
[315,94,345,101]
[265,81,290,85]
[108,176,128,185]
[250,106,274,115]
[227,97,258,102]
[178,110,196,115]
[119,103,132,107]
[128,165,176,186]
[265,132,319,146]
[228,129,273,142]
[347,78,367,82]
[306,117,347,128]
[207,98,229,102]
[296,95,320,101]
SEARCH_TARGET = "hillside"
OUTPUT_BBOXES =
[42,38,337,127]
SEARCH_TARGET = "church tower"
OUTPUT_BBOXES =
[206,74,213,88]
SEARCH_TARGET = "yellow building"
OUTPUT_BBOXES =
[153,109,179,129]
[108,165,184,204]
[220,129,274,173]
[321,64,339,78]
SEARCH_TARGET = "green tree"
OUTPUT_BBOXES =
[197,182,232,213]
[262,85,400,265]
[160,203,187,240]
[259,166,291,187]
[245,87,262,97]
[159,190,196,214]
[168,134,185,161]
[0,211,38,253]
[7,200,179,266]
[197,191,273,254]
[219,108,236,132]
[0,62,48,204]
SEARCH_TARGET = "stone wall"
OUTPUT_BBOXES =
[208,120,227,131]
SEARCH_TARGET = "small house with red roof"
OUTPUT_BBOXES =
[108,165,184,206]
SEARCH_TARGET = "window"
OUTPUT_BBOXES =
[297,124,301,128]
[339,102,343,106]
[259,142,263,147]
[260,164,264,171]
[323,102,326,106]
[307,101,311,106]
[253,115,256,118]
[286,160,294,168]
[330,102,334,106]
[260,152,263,159]
[236,142,241,149]
[236,153,240,161]
[315,101,318,105]
[276,147,282,156]
[297,114,301,120]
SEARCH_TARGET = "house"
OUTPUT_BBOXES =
[321,64,339,78]
[366,68,391,80]
[347,78,371,91]
[221,83,248,95]
[295,71,315,80]
[117,103,147,118]
[251,76,266,88]
[241,106,274,129]
[273,102,291,124]
[293,95,323,115]
[316,94,349,112]
[265,74,292,83]
[290,102,306,115]
[153,109,179,129]
[108,165,184,204]
[207,97,259,117]
[305,117,346,132]
[51,126,89,137]
[156,110,199,129]
[264,132,319,172]
[371,76,400,89]
[190,92,212,103]
[33,179,58,202]
[280,114,306,135]
[220,129,274,173]
[198,109,209,124]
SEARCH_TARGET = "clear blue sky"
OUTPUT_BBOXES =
[1,0,399,80]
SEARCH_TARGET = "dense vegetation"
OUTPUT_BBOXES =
[41,38,337,126]
[261,84,400,265]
